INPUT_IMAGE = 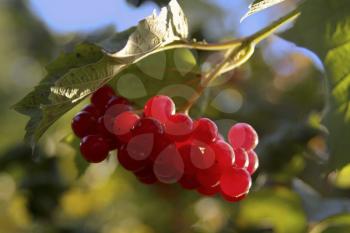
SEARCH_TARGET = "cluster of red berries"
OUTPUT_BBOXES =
[71,86,259,202]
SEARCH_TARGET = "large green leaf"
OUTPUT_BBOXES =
[310,214,350,233]
[282,0,350,170]
[237,187,307,233]
[13,0,189,147]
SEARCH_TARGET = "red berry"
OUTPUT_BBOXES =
[117,145,147,171]
[134,164,154,179]
[96,116,110,136]
[103,104,133,134]
[196,141,235,188]
[80,135,110,163]
[113,111,140,142]
[126,133,155,161]
[153,144,184,184]
[196,164,222,188]
[228,123,258,150]
[96,116,118,150]
[105,96,130,110]
[81,104,101,117]
[197,185,220,196]
[164,113,193,142]
[178,145,199,190]
[233,148,248,168]
[220,167,251,198]
[246,150,259,175]
[137,174,158,185]
[71,112,97,138]
[91,85,115,110]
[189,142,216,170]
[221,192,247,202]
[132,117,164,136]
[134,164,158,184]
[211,141,235,170]
[179,174,199,190]
[192,118,218,143]
[144,95,175,123]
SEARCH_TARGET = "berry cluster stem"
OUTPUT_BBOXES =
[179,9,300,113]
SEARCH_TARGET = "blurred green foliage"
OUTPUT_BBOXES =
[1,0,350,233]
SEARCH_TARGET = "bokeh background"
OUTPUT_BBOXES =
[1,0,350,232]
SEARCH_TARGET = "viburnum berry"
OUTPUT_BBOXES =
[96,116,111,136]
[80,135,110,163]
[189,142,216,170]
[197,184,220,196]
[71,112,97,138]
[91,85,115,110]
[153,143,184,184]
[81,104,101,118]
[228,123,258,150]
[221,192,247,203]
[106,96,130,109]
[113,111,140,142]
[233,148,248,168]
[178,144,200,190]
[220,167,251,198]
[164,113,193,142]
[144,95,175,123]
[134,164,158,185]
[132,117,164,136]
[211,140,235,169]
[192,118,218,143]
[71,88,260,203]
[246,150,259,175]
[117,144,148,171]
[103,104,133,133]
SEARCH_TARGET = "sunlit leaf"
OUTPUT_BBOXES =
[237,187,307,233]
[13,0,189,148]
[310,214,350,233]
[283,0,350,170]
[241,0,288,22]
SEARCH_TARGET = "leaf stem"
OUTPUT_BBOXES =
[246,9,300,45]
[179,9,300,113]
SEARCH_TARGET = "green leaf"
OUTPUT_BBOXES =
[241,0,289,22]
[13,0,189,147]
[237,187,307,233]
[282,0,350,170]
[310,214,350,233]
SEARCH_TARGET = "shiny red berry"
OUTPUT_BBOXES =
[228,123,258,150]
[189,142,216,170]
[117,145,148,171]
[91,85,115,110]
[233,148,248,168]
[192,118,218,143]
[153,143,184,184]
[220,167,251,198]
[144,95,175,123]
[80,135,110,163]
[246,150,259,175]
[81,104,101,117]
[113,111,140,142]
[164,113,193,142]
[71,112,97,138]
[178,144,199,190]
[105,96,130,110]
[132,117,164,136]
[197,185,220,196]
[221,192,247,202]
